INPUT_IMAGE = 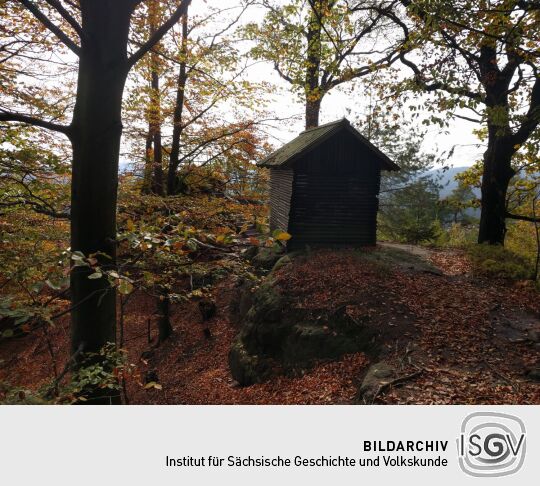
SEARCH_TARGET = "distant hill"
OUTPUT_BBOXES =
[427,166,480,218]
[428,166,480,198]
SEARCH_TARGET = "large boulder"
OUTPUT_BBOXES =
[228,279,379,386]
[228,277,256,326]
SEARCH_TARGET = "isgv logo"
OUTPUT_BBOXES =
[457,412,526,477]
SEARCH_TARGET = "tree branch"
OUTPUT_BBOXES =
[0,110,72,136]
[512,76,540,145]
[19,0,81,55]
[44,0,84,38]
[399,52,483,101]
[127,0,192,70]
[506,211,540,223]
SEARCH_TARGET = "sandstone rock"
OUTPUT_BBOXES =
[229,280,378,386]
[251,246,285,270]
[356,362,396,402]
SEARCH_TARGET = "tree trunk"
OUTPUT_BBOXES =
[141,127,153,193]
[147,2,164,195]
[70,4,134,362]
[157,289,172,343]
[477,45,516,245]
[478,133,515,245]
[304,1,323,130]
[150,66,164,195]
[167,9,189,195]
[305,98,322,130]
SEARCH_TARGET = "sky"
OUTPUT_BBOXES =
[187,0,485,170]
[2,0,485,171]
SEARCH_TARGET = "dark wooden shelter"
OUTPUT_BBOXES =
[258,118,399,249]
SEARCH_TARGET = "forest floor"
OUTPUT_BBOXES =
[1,244,539,405]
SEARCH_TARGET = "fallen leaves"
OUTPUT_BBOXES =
[1,246,539,405]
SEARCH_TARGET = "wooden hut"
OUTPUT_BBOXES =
[258,118,399,249]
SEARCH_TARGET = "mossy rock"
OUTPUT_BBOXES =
[228,337,270,386]
[252,246,285,270]
[229,280,379,386]
[229,278,256,326]
[268,251,302,276]
[269,254,292,274]
[244,280,284,325]
[242,245,259,261]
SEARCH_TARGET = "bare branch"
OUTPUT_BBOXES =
[0,109,72,136]
[506,211,540,223]
[44,0,84,38]
[18,0,81,55]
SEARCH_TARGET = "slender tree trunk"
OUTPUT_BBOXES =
[150,66,164,195]
[157,288,172,343]
[141,128,153,193]
[167,9,189,195]
[148,2,164,195]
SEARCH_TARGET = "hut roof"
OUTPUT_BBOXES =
[258,118,400,171]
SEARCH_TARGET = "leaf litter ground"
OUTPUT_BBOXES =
[1,246,538,404]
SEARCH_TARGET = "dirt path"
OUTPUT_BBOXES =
[379,242,434,260]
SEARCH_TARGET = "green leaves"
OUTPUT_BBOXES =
[117,279,134,295]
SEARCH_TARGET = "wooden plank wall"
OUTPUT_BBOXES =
[287,130,381,249]
[269,168,294,232]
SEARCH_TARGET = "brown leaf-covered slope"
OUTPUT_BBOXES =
[1,246,538,404]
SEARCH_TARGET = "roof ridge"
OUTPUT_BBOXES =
[257,117,399,171]
[300,117,349,134]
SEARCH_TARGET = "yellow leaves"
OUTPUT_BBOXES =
[126,219,135,231]
[215,234,227,244]
[144,382,162,390]
[274,231,292,241]
[190,289,204,298]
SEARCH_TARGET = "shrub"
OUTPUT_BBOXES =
[467,244,533,280]
[437,223,478,248]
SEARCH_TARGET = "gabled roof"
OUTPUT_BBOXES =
[258,118,400,171]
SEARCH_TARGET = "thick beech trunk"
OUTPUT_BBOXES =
[70,3,133,359]
[478,136,515,244]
